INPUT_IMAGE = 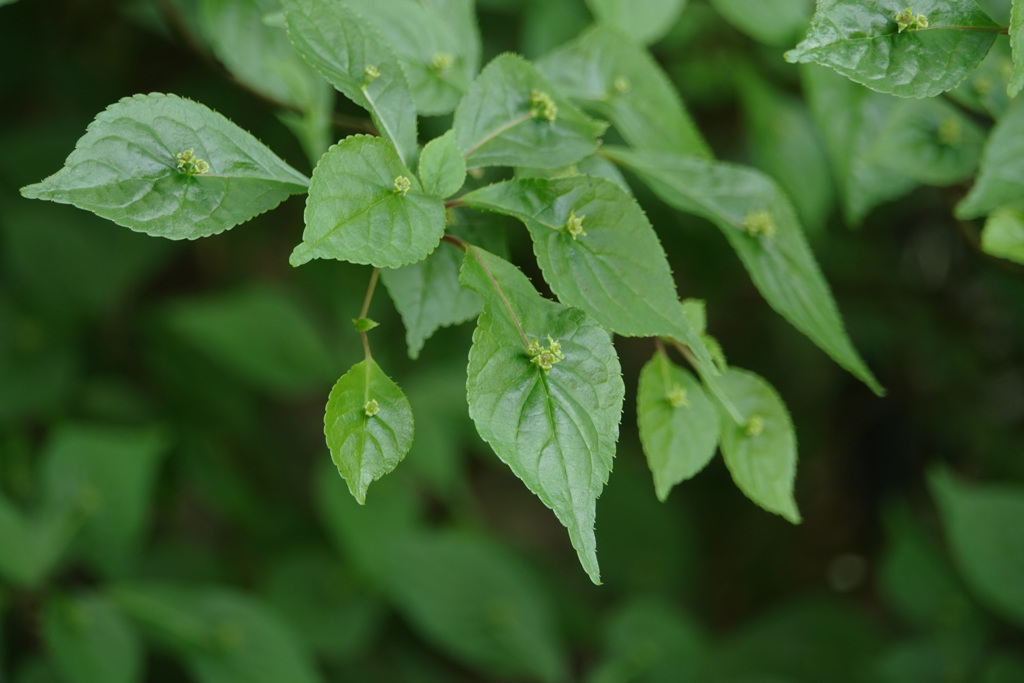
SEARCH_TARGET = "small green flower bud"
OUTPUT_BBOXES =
[743,209,776,239]
[364,399,380,417]
[528,335,564,374]
[363,64,381,85]
[613,76,631,95]
[394,175,411,195]
[746,414,765,437]
[175,149,210,176]
[937,117,961,146]
[895,7,928,32]
[667,384,689,408]
[565,210,587,240]
[431,52,454,72]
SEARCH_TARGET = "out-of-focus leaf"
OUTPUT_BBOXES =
[980,206,1024,264]
[710,0,813,46]
[585,0,687,44]
[324,357,414,504]
[42,592,142,683]
[785,0,1000,98]
[380,530,565,682]
[1009,0,1024,96]
[0,492,80,587]
[461,247,624,584]
[453,53,606,169]
[802,64,917,225]
[957,98,1024,219]
[869,637,979,683]
[588,599,707,683]
[538,26,710,159]
[20,94,309,239]
[290,135,446,268]
[948,37,1014,118]
[930,468,1024,627]
[159,284,336,394]
[110,583,323,683]
[637,350,719,502]
[41,423,170,577]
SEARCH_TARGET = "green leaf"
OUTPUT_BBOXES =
[1010,0,1024,96]
[866,96,985,186]
[710,0,814,46]
[290,135,446,268]
[453,53,607,169]
[956,98,1024,219]
[585,0,687,44]
[324,357,414,505]
[948,36,1014,118]
[637,351,720,502]
[160,285,336,393]
[380,530,565,681]
[111,583,323,683]
[340,0,480,115]
[784,0,1001,98]
[460,247,624,584]
[801,64,917,225]
[280,0,417,164]
[538,26,710,159]
[19,94,309,239]
[0,493,80,587]
[715,368,800,523]
[461,176,696,340]
[515,154,632,193]
[605,146,884,396]
[42,593,142,683]
[929,468,1024,627]
[738,69,834,232]
[418,130,466,198]
[41,424,170,577]
[980,206,1024,264]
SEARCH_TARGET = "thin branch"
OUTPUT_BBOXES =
[665,337,745,425]
[358,268,380,360]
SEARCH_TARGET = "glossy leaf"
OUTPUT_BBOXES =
[538,26,710,159]
[930,468,1024,627]
[453,53,606,169]
[160,285,336,393]
[281,0,417,164]
[585,0,687,44]
[1010,0,1024,96]
[604,146,883,396]
[41,424,170,577]
[981,206,1024,264]
[20,94,309,239]
[715,368,801,523]
[710,0,814,46]
[380,530,565,681]
[461,247,624,584]
[461,176,695,339]
[418,130,466,198]
[738,69,834,232]
[42,593,141,683]
[111,583,323,683]
[637,351,720,502]
[956,98,1024,219]
[802,64,917,225]
[785,0,1001,98]
[324,357,414,505]
[867,96,985,186]
[291,135,446,268]
[342,0,480,115]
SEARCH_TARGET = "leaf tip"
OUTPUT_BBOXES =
[289,243,313,267]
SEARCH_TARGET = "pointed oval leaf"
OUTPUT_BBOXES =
[43,593,142,683]
[281,0,417,164]
[453,53,606,169]
[325,357,414,505]
[784,0,1001,98]
[291,135,446,268]
[19,94,309,240]
[605,146,883,396]
[1010,0,1024,96]
[418,130,466,198]
[802,64,917,226]
[956,98,1024,219]
[461,176,692,340]
[341,0,480,115]
[981,206,1024,264]
[585,0,687,44]
[929,468,1024,627]
[637,351,720,502]
[538,26,710,159]
[715,368,800,523]
[461,247,624,584]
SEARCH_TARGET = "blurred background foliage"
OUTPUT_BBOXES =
[1,0,1023,681]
